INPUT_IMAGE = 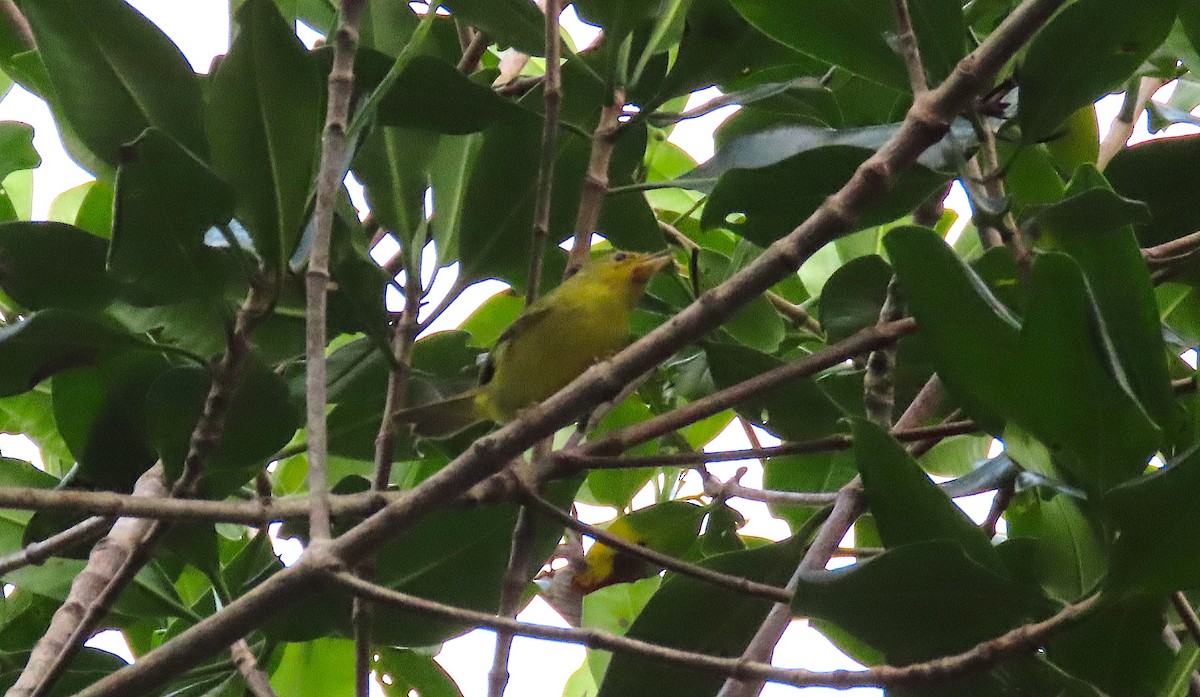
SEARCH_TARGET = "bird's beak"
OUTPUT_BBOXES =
[632,251,675,283]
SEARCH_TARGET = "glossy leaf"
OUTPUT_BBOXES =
[817,254,891,343]
[206,0,322,268]
[110,129,238,300]
[1018,0,1179,142]
[0,221,118,312]
[20,0,206,169]
[0,310,141,397]
[793,541,1056,663]
[351,126,436,242]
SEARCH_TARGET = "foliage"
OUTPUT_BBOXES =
[0,0,1197,695]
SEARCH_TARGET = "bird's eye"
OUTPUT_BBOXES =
[613,252,628,262]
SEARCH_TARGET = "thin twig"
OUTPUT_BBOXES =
[487,506,540,697]
[565,89,625,276]
[524,494,792,603]
[307,0,370,542]
[0,516,111,577]
[863,278,904,426]
[71,2,1072,691]
[229,639,277,697]
[1098,76,1169,169]
[525,0,564,303]
[335,571,1100,690]
[457,30,490,73]
[890,0,929,94]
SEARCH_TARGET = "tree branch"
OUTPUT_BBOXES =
[525,0,564,303]
[1098,76,1169,169]
[565,88,625,275]
[69,1,1071,691]
[306,0,369,543]
[333,571,1101,690]
[890,0,928,94]
[0,516,111,577]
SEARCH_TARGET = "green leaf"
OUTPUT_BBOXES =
[428,133,481,266]
[0,647,127,696]
[730,0,908,90]
[269,638,356,697]
[1036,170,1178,441]
[0,121,39,180]
[1048,597,1174,696]
[206,0,323,268]
[691,123,956,247]
[704,342,845,441]
[20,0,207,170]
[351,126,436,242]
[853,419,1003,572]
[817,254,891,343]
[0,390,73,466]
[144,356,299,498]
[580,396,661,508]
[1106,445,1200,594]
[597,536,807,697]
[695,248,785,352]
[0,310,142,397]
[0,221,118,312]
[440,0,546,54]
[1018,0,1180,143]
[763,450,856,532]
[52,352,170,490]
[374,648,463,697]
[110,128,238,300]
[1005,490,1105,602]
[373,54,522,134]
[1107,133,1200,247]
[793,540,1057,664]
[884,225,1021,432]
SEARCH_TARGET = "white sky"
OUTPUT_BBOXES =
[0,2,1196,696]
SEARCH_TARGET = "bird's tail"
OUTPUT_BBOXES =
[394,388,488,438]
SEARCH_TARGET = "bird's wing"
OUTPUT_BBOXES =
[479,304,553,386]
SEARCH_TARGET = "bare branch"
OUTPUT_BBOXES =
[863,279,904,426]
[229,639,277,697]
[334,571,1101,691]
[525,0,564,303]
[566,89,625,276]
[457,29,490,73]
[890,0,928,94]
[306,0,370,542]
[1098,76,1169,169]
[0,516,111,577]
[487,506,539,697]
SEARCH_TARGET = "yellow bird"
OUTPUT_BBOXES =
[398,250,674,437]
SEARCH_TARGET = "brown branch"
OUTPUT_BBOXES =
[229,639,277,697]
[0,516,111,576]
[1098,76,1169,169]
[333,571,1100,690]
[524,494,793,603]
[572,318,917,458]
[457,30,490,73]
[1174,593,1200,649]
[525,0,564,303]
[0,0,34,51]
[863,278,904,426]
[890,0,928,94]
[307,0,369,541]
[70,1,1070,691]
[566,89,625,276]
[487,506,539,697]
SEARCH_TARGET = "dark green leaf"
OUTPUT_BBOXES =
[374,55,522,134]
[763,450,856,532]
[351,126,436,242]
[1048,597,1174,695]
[1005,490,1105,602]
[1035,170,1178,441]
[0,221,117,312]
[695,248,785,352]
[817,254,891,343]
[0,310,141,397]
[597,536,807,697]
[853,419,1002,572]
[1106,445,1200,593]
[51,352,170,490]
[0,647,127,697]
[1107,133,1200,246]
[440,0,545,54]
[730,0,909,90]
[20,0,206,169]
[793,541,1056,663]
[0,121,38,180]
[1018,0,1179,142]
[206,0,323,268]
[110,128,238,300]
